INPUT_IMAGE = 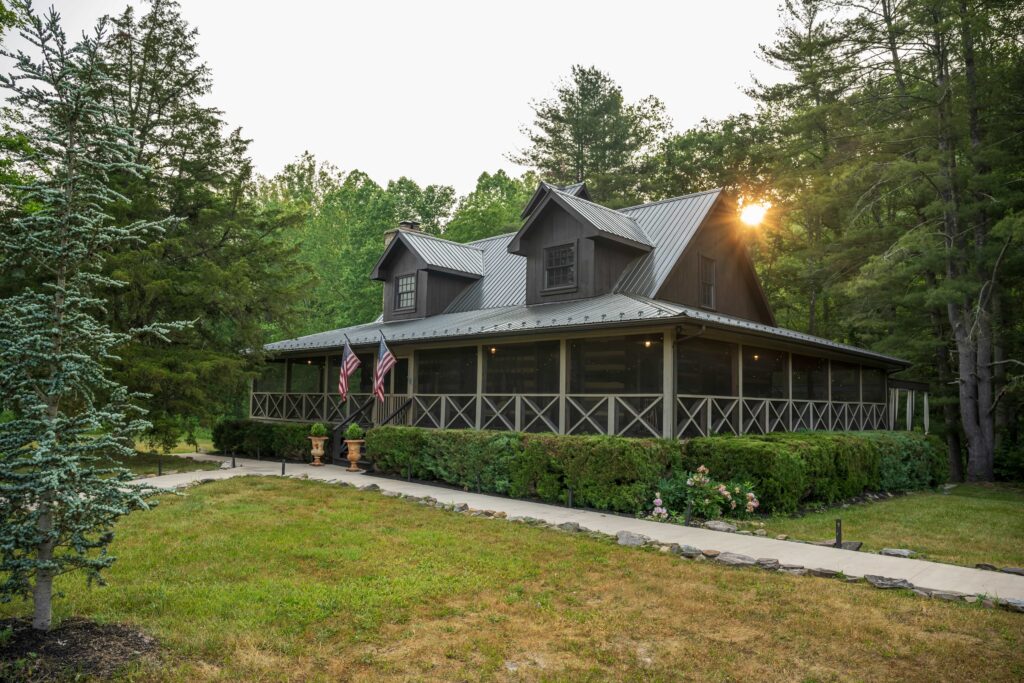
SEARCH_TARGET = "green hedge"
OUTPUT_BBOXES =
[680,431,948,513]
[366,426,946,515]
[212,419,317,462]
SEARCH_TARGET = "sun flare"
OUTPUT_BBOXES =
[740,202,770,226]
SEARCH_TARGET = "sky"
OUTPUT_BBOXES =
[24,1,787,195]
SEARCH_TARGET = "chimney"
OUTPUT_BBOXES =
[384,219,422,247]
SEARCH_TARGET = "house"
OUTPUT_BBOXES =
[252,182,928,442]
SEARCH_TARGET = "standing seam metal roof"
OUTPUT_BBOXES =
[391,230,484,276]
[551,188,652,247]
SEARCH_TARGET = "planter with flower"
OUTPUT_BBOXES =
[343,423,366,471]
[308,423,329,466]
[645,464,759,524]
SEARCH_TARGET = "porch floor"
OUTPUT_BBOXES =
[139,454,1024,604]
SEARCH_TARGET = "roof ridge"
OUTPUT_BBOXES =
[464,231,517,246]
[551,187,634,218]
[618,188,722,212]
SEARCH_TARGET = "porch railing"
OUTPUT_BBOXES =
[251,391,892,437]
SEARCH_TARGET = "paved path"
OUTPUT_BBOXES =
[138,454,1024,603]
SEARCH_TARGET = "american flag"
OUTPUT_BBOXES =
[337,338,361,402]
[372,334,396,402]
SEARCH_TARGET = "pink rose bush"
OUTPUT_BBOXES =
[647,464,760,522]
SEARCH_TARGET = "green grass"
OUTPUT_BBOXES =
[2,477,1022,681]
[105,451,221,477]
[738,483,1024,568]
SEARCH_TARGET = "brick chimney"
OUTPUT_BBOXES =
[384,219,422,247]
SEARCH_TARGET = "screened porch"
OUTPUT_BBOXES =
[250,326,928,438]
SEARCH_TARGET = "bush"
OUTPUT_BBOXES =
[211,418,317,462]
[366,427,677,513]
[680,431,946,513]
[310,422,328,437]
[345,423,365,441]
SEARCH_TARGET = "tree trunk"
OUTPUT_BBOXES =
[32,503,55,631]
[926,273,963,481]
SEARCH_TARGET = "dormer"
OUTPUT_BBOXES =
[508,183,652,305]
[371,222,484,322]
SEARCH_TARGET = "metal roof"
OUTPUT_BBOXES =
[265,292,907,367]
[376,229,484,278]
[444,233,526,312]
[551,189,652,248]
[615,189,721,295]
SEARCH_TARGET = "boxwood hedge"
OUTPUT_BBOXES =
[212,419,316,462]
[365,426,946,514]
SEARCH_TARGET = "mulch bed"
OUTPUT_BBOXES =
[0,617,157,682]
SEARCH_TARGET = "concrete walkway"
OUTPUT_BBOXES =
[138,454,1024,604]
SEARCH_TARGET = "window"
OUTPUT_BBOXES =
[394,273,416,311]
[742,346,788,398]
[677,337,736,396]
[544,243,576,290]
[699,255,716,309]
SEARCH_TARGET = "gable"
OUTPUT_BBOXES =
[654,201,775,326]
[371,230,483,281]
[508,188,652,255]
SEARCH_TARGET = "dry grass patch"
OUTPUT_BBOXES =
[1,477,1021,682]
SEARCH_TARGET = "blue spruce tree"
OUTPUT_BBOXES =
[0,4,178,630]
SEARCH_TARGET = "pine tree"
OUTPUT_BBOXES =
[0,3,172,630]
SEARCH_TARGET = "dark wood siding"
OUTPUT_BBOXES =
[380,241,474,322]
[656,205,774,324]
[520,204,640,305]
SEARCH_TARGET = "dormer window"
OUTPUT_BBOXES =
[394,273,416,311]
[544,243,576,290]
[699,255,716,309]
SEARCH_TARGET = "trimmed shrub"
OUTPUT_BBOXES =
[680,431,946,513]
[211,418,318,462]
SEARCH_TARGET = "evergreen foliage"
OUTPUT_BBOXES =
[0,3,171,631]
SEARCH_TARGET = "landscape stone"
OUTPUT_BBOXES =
[494,511,507,519]
[381,490,400,497]
[737,530,752,535]
[982,599,996,609]
[558,521,581,532]
[676,545,702,559]
[963,596,978,604]
[716,552,756,567]
[756,558,780,571]
[703,520,737,533]
[974,563,998,571]
[754,529,767,536]
[864,575,914,590]
[931,591,965,601]
[811,540,863,551]
[808,568,838,578]
[775,534,789,541]
[616,530,649,547]
[454,503,468,512]
[1001,599,1024,613]
[912,589,932,598]
[359,483,380,491]
[779,564,806,576]
[702,549,721,559]
[879,548,916,558]
[1000,567,1024,576]
[219,462,231,470]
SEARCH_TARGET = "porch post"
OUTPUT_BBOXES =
[662,326,675,439]
[558,338,567,434]
[323,353,330,421]
[906,389,913,431]
[248,376,255,419]
[923,392,930,434]
[786,352,793,431]
[826,360,832,430]
[737,343,744,434]
[475,345,484,430]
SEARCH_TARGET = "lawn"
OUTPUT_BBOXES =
[2,477,1022,682]
[104,451,221,477]
[737,483,1024,569]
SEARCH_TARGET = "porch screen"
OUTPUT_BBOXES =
[676,337,736,396]
[484,341,559,394]
[862,367,886,403]
[254,361,286,392]
[416,346,477,394]
[569,334,662,394]
[742,346,788,398]
[831,361,860,402]
[792,354,827,400]
[288,357,323,393]
[328,353,374,395]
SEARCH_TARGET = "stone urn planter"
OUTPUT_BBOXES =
[345,439,365,471]
[308,436,328,466]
